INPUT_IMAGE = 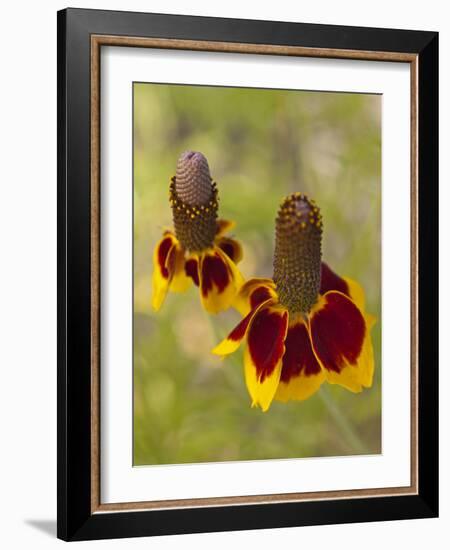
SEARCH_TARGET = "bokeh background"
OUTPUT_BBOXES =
[133,83,381,466]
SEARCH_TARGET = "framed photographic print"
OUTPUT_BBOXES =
[57,8,438,541]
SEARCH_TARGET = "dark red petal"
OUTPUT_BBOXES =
[320,262,349,297]
[158,237,175,279]
[227,306,260,342]
[250,286,273,309]
[201,253,230,296]
[310,292,365,373]
[216,236,242,264]
[185,258,199,286]
[280,323,322,382]
[247,307,288,383]
[218,240,235,261]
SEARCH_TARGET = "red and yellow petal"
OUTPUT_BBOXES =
[344,277,367,313]
[169,247,192,294]
[212,299,273,357]
[320,262,349,296]
[199,246,244,314]
[184,255,200,286]
[151,232,178,311]
[216,218,236,237]
[320,262,367,311]
[275,319,325,402]
[309,291,375,392]
[245,304,288,411]
[233,277,278,316]
[215,235,243,264]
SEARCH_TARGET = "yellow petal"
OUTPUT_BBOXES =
[324,320,375,392]
[344,276,366,311]
[233,277,277,316]
[151,267,169,312]
[244,304,288,411]
[320,263,369,314]
[244,346,283,412]
[309,291,376,393]
[151,233,177,311]
[216,218,236,237]
[199,247,244,314]
[169,246,192,293]
[275,319,326,402]
[215,235,244,264]
[275,372,325,402]
[212,299,272,356]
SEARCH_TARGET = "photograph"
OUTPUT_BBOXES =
[133,82,382,466]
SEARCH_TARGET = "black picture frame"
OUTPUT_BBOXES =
[57,7,438,541]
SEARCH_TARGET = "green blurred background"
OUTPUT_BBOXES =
[133,83,381,466]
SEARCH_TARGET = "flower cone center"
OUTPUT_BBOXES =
[170,151,218,252]
[273,193,322,314]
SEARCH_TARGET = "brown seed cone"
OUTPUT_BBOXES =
[170,177,218,252]
[273,193,323,314]
[175,151,213,206]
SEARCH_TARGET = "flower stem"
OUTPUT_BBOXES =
[318,386,366,454]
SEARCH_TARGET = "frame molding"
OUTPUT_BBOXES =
[58,8,438,541]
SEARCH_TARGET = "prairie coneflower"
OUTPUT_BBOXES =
[213,193,376,411]
[152,151,244,314]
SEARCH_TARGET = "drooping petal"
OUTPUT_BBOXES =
[215,236,243,264]
[199,247,244,314]
[309,291,375,392]
[245,305,288,411]
[320,262,349,296]
[151,232,178,311]
[212,299,272,357]
[169,246,192,293]
[275,319,325,402]
[344,277,367,312]
[216,218,236,237]
[233,277,278,316]
[184,256,200,286]
[320,262,366,311]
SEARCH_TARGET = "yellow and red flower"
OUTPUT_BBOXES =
[152,151,243,314]
[213,193,376,411]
